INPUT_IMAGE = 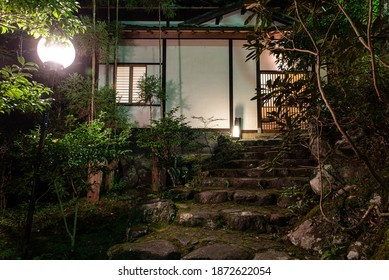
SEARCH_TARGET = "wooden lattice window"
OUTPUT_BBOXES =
[116,65,147,104]
[260,71,308,131]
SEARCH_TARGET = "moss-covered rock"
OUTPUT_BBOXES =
[108,240,180,260]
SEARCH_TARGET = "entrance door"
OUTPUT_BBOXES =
[258,71,308,132]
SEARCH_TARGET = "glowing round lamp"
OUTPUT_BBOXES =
[37,38,76,69]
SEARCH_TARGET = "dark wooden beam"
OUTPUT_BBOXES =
[122,27,250,40]
[229,39,234,132]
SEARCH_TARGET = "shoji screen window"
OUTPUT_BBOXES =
[116,65,147,104]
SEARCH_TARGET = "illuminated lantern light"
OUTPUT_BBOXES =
[37,38,76,69]
[232,117,241,139]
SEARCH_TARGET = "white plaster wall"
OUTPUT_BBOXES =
[118,40,161,127]
[166,39,230,129]
[260,50,279,71]
[117,39,160,63]
[124,106,161,127]
[98,64,114,87]
[232,40,257,130]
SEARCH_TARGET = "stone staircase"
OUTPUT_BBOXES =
[175,139,316,235]
[108,138,318,260]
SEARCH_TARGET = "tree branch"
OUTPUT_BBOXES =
[315,56,388,192]
[337,2,369,49]
[268,46,317,56]
[338,0,383,100]
[294,0,319,54]
[367,0,382,100]
[291,0,388,192]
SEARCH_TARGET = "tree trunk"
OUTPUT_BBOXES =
[0,182,5,209]
[151,152,166,193]
[87,163,103,203]
[90,0,96,122]
[105,159,119,191]
[151,153,160,193]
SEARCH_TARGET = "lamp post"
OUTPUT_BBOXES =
[22,38,76,259]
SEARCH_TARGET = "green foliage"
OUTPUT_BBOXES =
[254,73,318,134]
[57,73,128,129]
[74,16,114,62]
[137,74,165,104]
[0,0,85,40]
[131,0,178,18]
[0,195,134,259]
[192,116,225,153]
[137,108,195,185]
[95,87,129,130]
[44,117,132,189]
[137,108,194,160]
[7,130,41,203]
[57,73,91,120]
[321,245,346,260]
[245,0,388,69]
[373,226,389,259]
[0,58,52,114]
[245,0,389,177]
[6,115,132,207]
[42,117,131,249]
[280,184,316,214]
[207,134,243,169]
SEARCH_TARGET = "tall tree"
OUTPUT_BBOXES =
[245,0,389,194]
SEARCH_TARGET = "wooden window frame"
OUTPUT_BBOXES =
[116,64,147,105]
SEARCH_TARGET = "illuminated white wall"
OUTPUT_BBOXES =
[98,64,113,87]
[100,39,161,127]
[99,38,269,130]
[232,40,257,131]
[260,50,278,70]
[117,39,160,63]
[124,106,161,127]
[166,39,230,129]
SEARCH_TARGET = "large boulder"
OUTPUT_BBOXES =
[287,219,319,251]
[108,240,180,260]
[253,249,295,260]
[182,243,249,260]
[128,198,177,226]
[287,217,350,256]
[309,136,331,159]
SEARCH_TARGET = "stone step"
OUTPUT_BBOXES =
[227,158,316,169]
[241,150,312,160]
[199,176,310,189]
[110,224,308,260]
[194,189,279,206]
[175,203,294,233]
[239,139,281,147]
[241,143,309,153]
[240,151,268,160]
[209,167,314,178]
[264,149,312,160]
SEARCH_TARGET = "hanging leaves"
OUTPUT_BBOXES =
[0,58,52,114]
[0,0,85,40]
